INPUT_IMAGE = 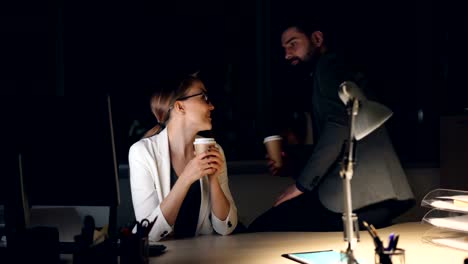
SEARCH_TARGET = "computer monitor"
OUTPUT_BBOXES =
[2,153,30,237]
[11,95,120,235]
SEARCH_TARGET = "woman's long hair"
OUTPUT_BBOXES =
[143,73,201,138]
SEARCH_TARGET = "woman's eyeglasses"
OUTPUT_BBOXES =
[176,92,210,105]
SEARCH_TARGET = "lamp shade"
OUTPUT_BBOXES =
[339,81,393,141]
[354,100,393,140]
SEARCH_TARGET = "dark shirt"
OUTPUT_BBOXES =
[170,166,201,239]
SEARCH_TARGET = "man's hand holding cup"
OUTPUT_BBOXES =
[263,135,287,176]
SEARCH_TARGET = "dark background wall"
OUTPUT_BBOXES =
[1,0,455,167]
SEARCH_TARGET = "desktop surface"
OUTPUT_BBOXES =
[152,222,465,264]
[55,222,466,263]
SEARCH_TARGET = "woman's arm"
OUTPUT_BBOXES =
[158,170,194,226]
[129,142,174,241]
[131,141,222,240]
[208,168,230,221]
[206,146,238,235]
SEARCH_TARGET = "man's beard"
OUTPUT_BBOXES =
[286,56,315,77]
[286,49,319,76]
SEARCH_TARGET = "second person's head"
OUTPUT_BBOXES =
[146,73,214,137]
[281,22,326,66]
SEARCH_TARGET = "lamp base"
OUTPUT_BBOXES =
[340,247,360,264]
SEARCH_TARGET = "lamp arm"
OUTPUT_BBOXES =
[339,99,360,264]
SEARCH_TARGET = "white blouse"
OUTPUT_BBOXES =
[128,128,238,241]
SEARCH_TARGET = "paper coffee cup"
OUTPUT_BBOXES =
[194,138,216,155]
[263,135,283,167]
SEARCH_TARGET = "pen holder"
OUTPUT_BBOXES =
[120,234,149,264]
[72,238,118,264]
[375,248,405,264]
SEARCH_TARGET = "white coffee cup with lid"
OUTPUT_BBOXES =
[263,135,283,167]
[194,138,216,155]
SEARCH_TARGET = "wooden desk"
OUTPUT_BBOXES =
[153,222,467,264]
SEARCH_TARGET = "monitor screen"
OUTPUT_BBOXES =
[16,96,120,207]
[1,152,30,236]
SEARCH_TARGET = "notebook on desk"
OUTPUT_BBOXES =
[282,250,367,264]
[283,250,343,264]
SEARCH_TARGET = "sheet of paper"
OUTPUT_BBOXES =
[432,236,468,251]
[430,201,468,212]
[437,195,468,203]
[437,195,468,207]
[427,214,468,232]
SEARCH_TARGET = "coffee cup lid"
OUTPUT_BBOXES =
[263,135,282,144]
[194,138,216,144]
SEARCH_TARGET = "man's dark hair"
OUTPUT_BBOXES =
[280,17,322,38]
[278,15,337,49]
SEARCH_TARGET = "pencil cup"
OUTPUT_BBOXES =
[120,234,149,264]
[375,248,405,264]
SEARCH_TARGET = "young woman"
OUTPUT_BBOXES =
[129,74,237,241]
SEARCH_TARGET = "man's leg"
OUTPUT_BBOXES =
[248,191,343,232]
[356,199,415,229]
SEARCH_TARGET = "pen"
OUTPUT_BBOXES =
[387,233,395,251]
[362,221,375,239]
[391,234,400,251]
[362,221,384,252]
[369,223,378,237]
[370,224,385,251]
[363,221,384,251]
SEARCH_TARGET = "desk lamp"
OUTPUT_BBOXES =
[338,81,393,264]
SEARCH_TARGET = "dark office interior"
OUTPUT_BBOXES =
[1,1,456,163]
[2,0,453,162]
[1,1,457,165]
